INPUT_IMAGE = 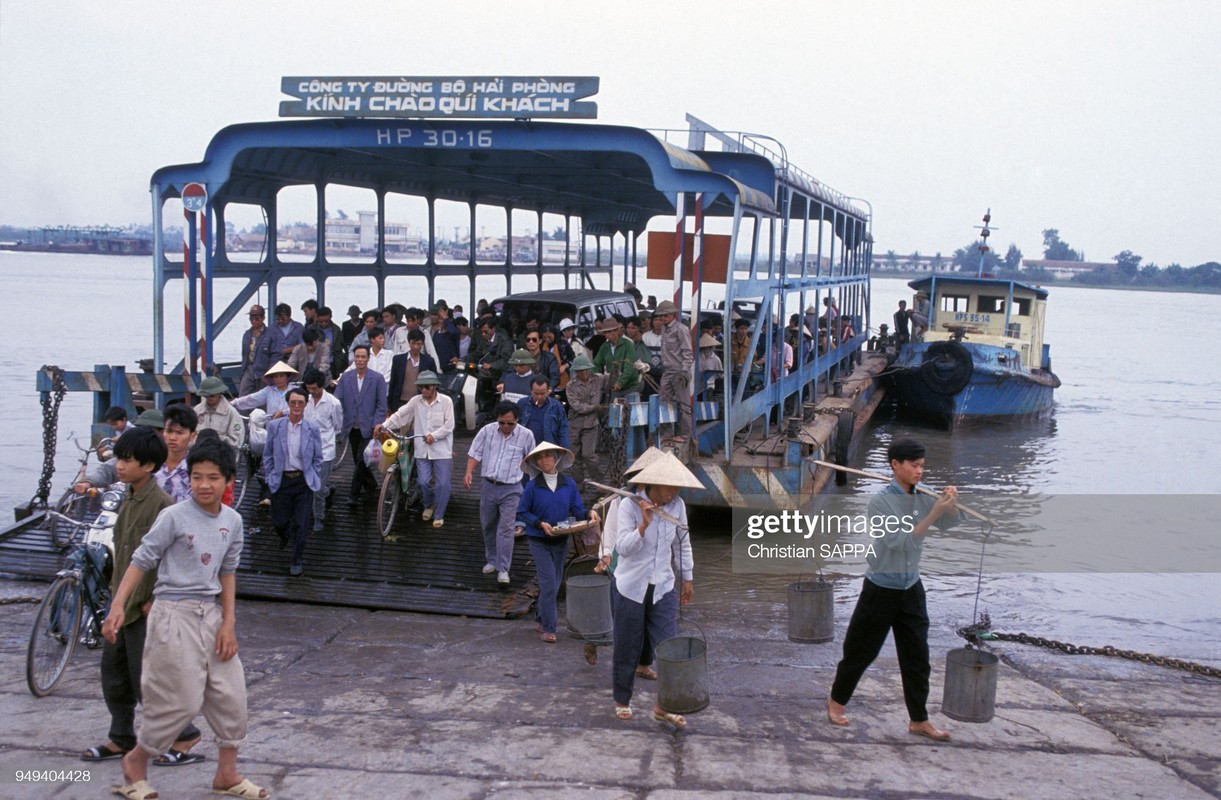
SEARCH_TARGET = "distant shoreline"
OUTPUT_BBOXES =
[870,268,1221,295]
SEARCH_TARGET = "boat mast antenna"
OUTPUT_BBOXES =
[974,209,997,278]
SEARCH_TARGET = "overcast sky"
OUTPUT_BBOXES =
[1,0,1217,266]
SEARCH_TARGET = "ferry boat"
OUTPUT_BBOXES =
[886,273,1061,425]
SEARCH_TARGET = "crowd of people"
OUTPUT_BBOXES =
[65,289,957,796]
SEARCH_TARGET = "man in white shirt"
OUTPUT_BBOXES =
[376,371,454,528]
[301,368,343,531]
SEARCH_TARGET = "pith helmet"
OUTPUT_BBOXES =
[521,441,576,477]
[628,451,703,489]
[655,300,678,316]
[197,376,228,397]
[508,349,535,365]
[264,361,300,378]
[558,317,577,330]
[570,354,594,371]
[595,317,622,334]
[415,370,441,386]
[135,408,165,429]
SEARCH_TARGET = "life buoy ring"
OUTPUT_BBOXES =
[920,342,973,395]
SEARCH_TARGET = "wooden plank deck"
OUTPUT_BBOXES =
[1,434,553,619]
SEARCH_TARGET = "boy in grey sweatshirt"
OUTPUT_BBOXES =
[103,442,269,799]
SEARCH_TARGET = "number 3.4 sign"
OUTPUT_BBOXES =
[182,183,208,213]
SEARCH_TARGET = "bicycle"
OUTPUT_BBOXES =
[26,508,117,697]
[376,428,422,540]
[50,434,115,547]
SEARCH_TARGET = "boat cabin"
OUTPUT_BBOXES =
[912,276,1051,372]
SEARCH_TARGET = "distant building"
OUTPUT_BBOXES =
[323,211,424,255]
[1022,259,1117,279]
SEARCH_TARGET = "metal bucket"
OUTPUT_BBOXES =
[787,580,834,643]
[564,573,612,639]
[941,647,999,723]
[656,629,710,715]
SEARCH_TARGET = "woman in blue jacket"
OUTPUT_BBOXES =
[516,442,598,642]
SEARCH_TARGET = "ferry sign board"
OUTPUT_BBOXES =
[182,183,207,213]
[279,76,598,119]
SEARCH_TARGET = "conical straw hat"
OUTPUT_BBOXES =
[521,441,575,477]
[628,451,703,489]
[263,360,300,378]
[624,446,665,477]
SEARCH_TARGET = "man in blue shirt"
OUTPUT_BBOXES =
[517,377,569,449]
[827,437,960,742]
[464,401,536,586]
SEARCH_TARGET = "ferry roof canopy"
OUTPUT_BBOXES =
[908,275,1050,299]
[151,119,792,235]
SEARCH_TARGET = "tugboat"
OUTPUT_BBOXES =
[886,212,1061,426]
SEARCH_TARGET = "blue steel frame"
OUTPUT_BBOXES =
[149,117,869,477]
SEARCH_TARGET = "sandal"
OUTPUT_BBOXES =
[83,743,129,761]
[111,780,159,800]
[909,722,952,742]
[826,698,849,726]
[635,666,658,680]
[653,708,687,728]
[211,778,271,798]
[540,632,557,643]
[614,705,634,720]
[583,643,598,665]
[154,749,206,766]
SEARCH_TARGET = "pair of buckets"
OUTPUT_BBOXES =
[785,580,998,723]
[565,571,710,715]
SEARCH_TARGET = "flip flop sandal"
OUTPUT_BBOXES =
[83,744,130,761]
[909,725,952,742]
[583,643,598,665]
[110,779,160,800]
[635,666,658,680]
[653,709,687,728]
[154,749,207,766]
[614,705,634,720]
[211,778,271,798]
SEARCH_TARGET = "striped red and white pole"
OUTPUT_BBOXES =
[199,211,209,372]
[688,193,704,396]
[671,192,685,309]
[183,208,194,376]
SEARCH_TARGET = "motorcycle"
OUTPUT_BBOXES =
[442,360,485,431]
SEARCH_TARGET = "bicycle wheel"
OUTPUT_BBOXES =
[377,465,401,538]
[27,575,84,697]
[403,459,423,510]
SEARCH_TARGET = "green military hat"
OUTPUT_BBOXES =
[508,349,535,365]
[197,376,228,397]
[570,354,594,371]
[135,408,165,429]
[416,370,441,386]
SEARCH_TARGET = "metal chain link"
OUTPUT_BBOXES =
[0,597,41,606]
[604,403,628,482]
[959,613,1221,679]
[33,365,68,507]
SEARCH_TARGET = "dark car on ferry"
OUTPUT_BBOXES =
[490,289,637,341]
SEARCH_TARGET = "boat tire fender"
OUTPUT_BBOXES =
[921,342,973,395]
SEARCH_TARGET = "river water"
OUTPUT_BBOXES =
[1,254,1217,665]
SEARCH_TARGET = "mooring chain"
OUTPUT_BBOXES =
[0,597,41,606]
[958,613,1221,679]
[605,403,628,482]
[34,365,68,507]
